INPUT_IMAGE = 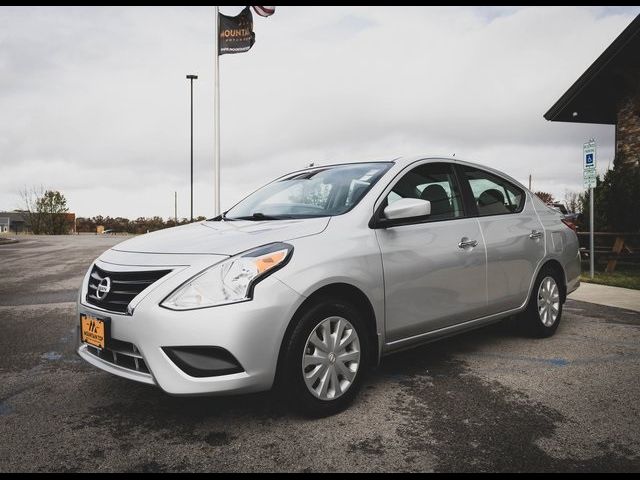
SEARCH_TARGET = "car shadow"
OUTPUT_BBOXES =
[376,315,524,379]
[82,317,526,427]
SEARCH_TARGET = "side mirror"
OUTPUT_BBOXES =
[383,198,431,221]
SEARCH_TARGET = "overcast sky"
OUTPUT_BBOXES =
[1,6,639,219]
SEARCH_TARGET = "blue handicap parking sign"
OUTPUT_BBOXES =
[586,153,594,165]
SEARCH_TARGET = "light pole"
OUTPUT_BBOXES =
[186,74,198,222]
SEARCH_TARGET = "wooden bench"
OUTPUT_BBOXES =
[577,232,640,273]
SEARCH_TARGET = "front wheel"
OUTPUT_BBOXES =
[279,299,369,417]
[522,266,563,338]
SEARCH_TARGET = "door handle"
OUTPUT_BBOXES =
[458,238,478,249]
[529,230,543,239]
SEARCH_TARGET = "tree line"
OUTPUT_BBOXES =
[19,187,208,235]
[76,215,207,234]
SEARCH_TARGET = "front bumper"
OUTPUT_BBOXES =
[77,261,305,396]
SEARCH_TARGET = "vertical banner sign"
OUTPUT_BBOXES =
[219,7,255,55]
[583,140,597,189]
[213,6,275,215]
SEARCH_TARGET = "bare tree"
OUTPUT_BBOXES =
[534,191,554,204]
[563,190,581,213]
[20,185,45,234]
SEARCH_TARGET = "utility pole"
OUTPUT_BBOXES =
[174,191,178,224]
[528,174,532,191]
[186,74,198,222]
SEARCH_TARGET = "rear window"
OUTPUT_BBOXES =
[461,167,525,216]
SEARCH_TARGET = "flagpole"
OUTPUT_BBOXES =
[213,5,221,216]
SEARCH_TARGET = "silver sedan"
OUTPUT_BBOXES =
[76,156,580,416]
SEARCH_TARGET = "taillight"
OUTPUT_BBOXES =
[561,218,577,232]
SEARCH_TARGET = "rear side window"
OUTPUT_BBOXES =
[461,167,524,216]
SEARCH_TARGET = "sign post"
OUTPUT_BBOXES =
[583,139,597,279]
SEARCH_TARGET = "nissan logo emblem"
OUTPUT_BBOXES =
[96,277,111,300]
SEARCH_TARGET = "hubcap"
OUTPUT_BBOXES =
[302,316,361,401]
[537,276,560,327]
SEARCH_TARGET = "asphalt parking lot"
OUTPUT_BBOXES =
[1,234,639,472]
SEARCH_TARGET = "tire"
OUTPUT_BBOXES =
[522,265,564,338]
[279,298,369,417]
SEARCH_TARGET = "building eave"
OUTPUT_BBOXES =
[544,14,640,125]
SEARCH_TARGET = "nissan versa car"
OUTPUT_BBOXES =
[77,156,580,416]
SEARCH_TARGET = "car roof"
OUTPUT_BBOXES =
[280,155,528,192]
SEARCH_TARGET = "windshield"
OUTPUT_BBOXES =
[224,162,392,220]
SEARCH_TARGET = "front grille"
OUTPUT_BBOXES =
[86,339,150,374]
[86,265,171,314]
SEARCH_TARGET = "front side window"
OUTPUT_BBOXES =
[385,163,465,221]
[462,166,524,216]
[225,162,392,220]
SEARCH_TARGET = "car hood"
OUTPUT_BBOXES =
[111,217,330,255]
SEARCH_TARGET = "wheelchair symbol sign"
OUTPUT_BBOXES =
[583,141,596,171]
[585,153,594,166]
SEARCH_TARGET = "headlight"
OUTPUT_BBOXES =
[160,243,293,311]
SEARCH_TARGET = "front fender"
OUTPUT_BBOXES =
[273,228,385,347]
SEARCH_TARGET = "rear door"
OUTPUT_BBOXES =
[458,165,545,314]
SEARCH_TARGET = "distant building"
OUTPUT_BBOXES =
[544,14,640,167]
[65,213,76,234]
[0,212,27,233]
[0,211,76,234]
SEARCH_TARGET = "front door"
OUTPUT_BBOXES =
[375,162,488,343]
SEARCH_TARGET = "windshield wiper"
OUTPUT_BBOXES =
[231,212,283,221]
[208,211,234,221]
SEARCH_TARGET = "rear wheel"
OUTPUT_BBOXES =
[279,299,369,417]
[522,265,563,338]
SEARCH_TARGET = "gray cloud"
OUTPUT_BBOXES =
[0,6,638,218]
